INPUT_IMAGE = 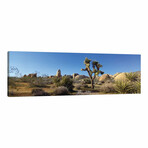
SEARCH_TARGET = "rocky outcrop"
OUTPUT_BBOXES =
[28,73,37,78]
[75,75,88,80]
[63,75,73,79]
[99,74,111,82]
[48,75,54,78]
[73,73,79,79]
[113,73,121,78]
[56,69,62,77]
[114,73,127,81]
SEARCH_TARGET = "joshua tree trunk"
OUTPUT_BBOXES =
[91,79,94,89]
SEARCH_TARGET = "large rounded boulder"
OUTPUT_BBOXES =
[113,73,121,78]
[114,73,127,81]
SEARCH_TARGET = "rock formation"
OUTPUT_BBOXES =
[75,75,88,80]
[28,73,37,78]
[48,75,54,78]
[56,69,62,77]
[23,74,27,77]
[63,75,73,79]
[113,73,121,78]
[73,73,79,79]
[99,74,111,82]
[114,73,127,81]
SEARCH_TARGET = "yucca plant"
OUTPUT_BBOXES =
[125,72,138,82]
[115,81,134,94]
[132,81,141,94]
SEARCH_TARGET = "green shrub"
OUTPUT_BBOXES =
[53,76,74,92]
[83,78,91,84]
[53,86,69,95]
[60,76,74,92]
[52,76,61,87]
[132,81,141,94]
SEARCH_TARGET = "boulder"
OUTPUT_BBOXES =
[114,73,127,81]
[73,73,79,79]
[56,69,62,77]
[99,74,111,82]
[109,74,113,79]
[28,73,37,78]
[75,75,88,80]
[113,73,121,78]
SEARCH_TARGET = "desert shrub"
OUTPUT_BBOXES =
[41,77,53,85]
[135,81,141,93]
[125,72,138,82]
[131,81,141,94]
[82,78,91,84]
[115,81,134,94]
[79,86,97,92]
[32,89,49,96]
[73,79,81,84]
[20,76,49,87]
[60,76,74,92]
[29,77,47,88]
[99,83,116,93]
[53,86,69,95]
[8,78,16,88]
[52,76,74,91]
[20,77,32,82]
[82,84,89,88]
[75,84,89,90]
[52,76,61,87]
[75,84,82,90]
[46,78,53,84]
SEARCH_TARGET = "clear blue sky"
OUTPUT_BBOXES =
[8,51,141,77]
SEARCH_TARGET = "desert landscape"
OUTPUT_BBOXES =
[8,56,141,96]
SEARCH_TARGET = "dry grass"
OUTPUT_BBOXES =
[8,82,56,96]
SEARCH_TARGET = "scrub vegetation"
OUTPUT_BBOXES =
[8,59,141,97]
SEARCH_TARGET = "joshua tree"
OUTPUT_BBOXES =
[81,57,104,89]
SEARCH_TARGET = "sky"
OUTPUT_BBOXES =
[8,51,141,77]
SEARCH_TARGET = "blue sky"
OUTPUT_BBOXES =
[8,51,141,77]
